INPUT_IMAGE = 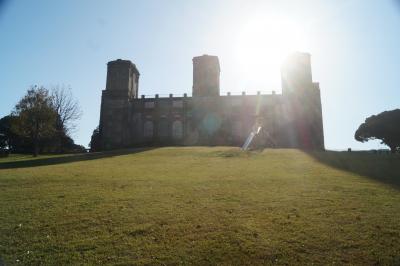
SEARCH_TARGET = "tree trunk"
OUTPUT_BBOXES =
[33,138,39,157]
[33,122,39,157]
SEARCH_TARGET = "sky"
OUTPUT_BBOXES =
[0,0,399,150]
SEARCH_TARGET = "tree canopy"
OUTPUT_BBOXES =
[0,117,10,149]
[0,115,18,150]
[1,85,84,156]
[89,126,101,152]
[12,86,57,156]
[355,109,400,153]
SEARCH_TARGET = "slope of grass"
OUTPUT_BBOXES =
[0,147,399,265]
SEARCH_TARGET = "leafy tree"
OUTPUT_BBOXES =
[12,86,57,156]
[0,117,9,149]
[0,133,6,149]
[0,115,35,153]
[0,115,16,149]
[355,109,400,153]
[89,126,101,152]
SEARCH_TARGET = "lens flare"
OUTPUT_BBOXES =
[235,16,308,90]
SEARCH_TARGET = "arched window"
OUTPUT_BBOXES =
[144,121,154,138]
[172,120,183,139]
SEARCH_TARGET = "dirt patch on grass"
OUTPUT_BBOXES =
[211,148,263,158]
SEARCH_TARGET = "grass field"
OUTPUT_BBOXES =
[0,147,399,265]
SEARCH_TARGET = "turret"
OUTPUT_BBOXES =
[100,59,140,149]
[106,59,140,98]
[192,55,220,97]
[281,52,312,95]
[280,52,324,150]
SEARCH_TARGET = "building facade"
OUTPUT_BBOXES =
[99,53,324,150]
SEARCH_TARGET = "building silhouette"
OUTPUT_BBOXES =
[99,52,324,150]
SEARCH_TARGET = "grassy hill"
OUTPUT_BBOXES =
[0,147,399,265]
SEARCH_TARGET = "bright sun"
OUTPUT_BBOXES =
[235,16,308,91]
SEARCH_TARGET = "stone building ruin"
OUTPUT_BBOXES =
[99,52,324,150]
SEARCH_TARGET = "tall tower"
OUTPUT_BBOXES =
[280,52,324,150]
[281,52,313,95]
[192,55,220,97]
[100,59,140,149]
[105,59,140,98]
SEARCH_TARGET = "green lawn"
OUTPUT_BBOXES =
[0,147,399,265]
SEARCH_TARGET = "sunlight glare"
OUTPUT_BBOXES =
[235,16,309,91]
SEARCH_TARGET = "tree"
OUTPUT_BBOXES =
[12,86,57,156]
[0,115,36,153]
[355,109,400,153]
[0,116,10,149]
[0,133,6,149]
[46,85,82,153]
[89,126,101,152]
[0,115,16,150]
[51,85,82,135]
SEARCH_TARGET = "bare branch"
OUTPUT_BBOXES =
[51,85,82,135]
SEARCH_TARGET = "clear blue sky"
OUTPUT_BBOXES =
[1,0,399,150]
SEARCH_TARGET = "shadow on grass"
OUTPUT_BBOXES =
[307,151,400,189]
[0,148,154,169]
